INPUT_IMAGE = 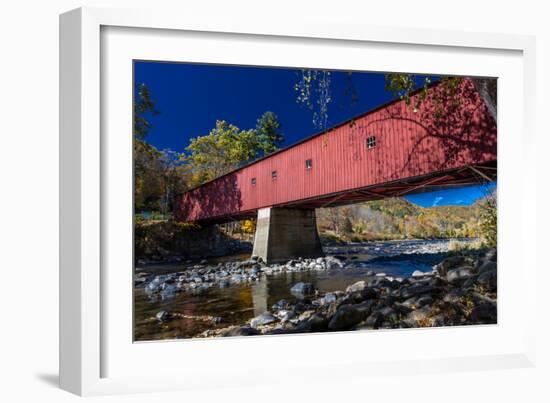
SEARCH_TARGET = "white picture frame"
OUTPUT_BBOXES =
[60,6,537,396]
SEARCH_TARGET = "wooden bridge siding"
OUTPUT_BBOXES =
[178,79,496,222]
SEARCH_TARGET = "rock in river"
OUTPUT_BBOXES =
[156,310,171,322]
[346,281,367,293]
[250,312,277,328]
[290,282,316,296]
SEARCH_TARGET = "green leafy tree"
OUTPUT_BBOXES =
[186,120,260,184]
[255,111,284,155]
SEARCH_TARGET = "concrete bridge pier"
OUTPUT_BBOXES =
[252,207,324,264]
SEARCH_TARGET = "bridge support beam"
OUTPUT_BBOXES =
[252,207,324,264]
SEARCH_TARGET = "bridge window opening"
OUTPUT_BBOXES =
[271,170,277,180]
[251,177,256,186]
[367,136,377,149]
[305,159,313,169]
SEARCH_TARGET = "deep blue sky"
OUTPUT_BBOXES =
[134,61,491,207]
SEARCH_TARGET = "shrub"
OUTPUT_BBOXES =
[479,191,497,247]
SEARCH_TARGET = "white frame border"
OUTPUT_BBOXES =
[59,6,537,396]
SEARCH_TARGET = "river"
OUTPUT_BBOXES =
[134,238,476,341]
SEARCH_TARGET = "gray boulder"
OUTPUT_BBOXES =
[322,293,338,305]
[271,299,290,311]
[400,284,435,299]
[155,310,171,322]
[363,312,383,329]
[477,269,497,291]
[416,295,433,307]
[470,302,497,324]
[431,313,446,327]
[250,312,277,328]
[328,302,373,331]
[478,261,497,275]
[435,256,467,276]
[446,266,474,284]
[294,314,329,333]
[222,326,260,337]
[485,248,497,262]
[290,282,316,296]
[346,281,367,293]
[276,310,296,323]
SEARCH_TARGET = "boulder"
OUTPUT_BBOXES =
[347,287,379,304]
[346,281,367,293]
[367,277,392,288]
[431,313,446,327]
[470,302,497,324]
[325,257,344,270]
[400,284,435,299]
[250,312,277,328]
[271,299,290,311]
[155,310,171,322]
[485,248,497,262]
[222,326,260,337]
[461,276,477,290]
[446,266,474,284]
[477,269,497,291]
[412,270,433,277]
[399,318,417,328]
[276,310,296,323]
[363,312,383,329]
[406,306,432,322]
[321,293,338,305]
[290,282,316,296]
[434,256,467,276]
[294,314,329,333]
[328,302,373,331]
[415,295,433,307]
[377,306,397,322]
[478,261,497,275]
[393,303,413,315]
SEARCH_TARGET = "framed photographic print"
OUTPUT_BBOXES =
[60,6,537,396]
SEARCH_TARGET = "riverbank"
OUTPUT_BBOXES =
[134,240,496,340]
[206,248,496,337]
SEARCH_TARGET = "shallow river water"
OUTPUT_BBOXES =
[134,238,473,341]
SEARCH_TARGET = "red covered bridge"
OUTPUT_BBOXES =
[176,78,497,262]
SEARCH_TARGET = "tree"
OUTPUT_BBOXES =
[186,120,260,184]
[295,71,497,128]
[134,83,159,139]
[134,83,162,211]
[478,190,497,247]
[255,111,284,155]
[133,84,192,214]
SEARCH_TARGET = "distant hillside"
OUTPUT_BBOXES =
[317,197,482,242]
